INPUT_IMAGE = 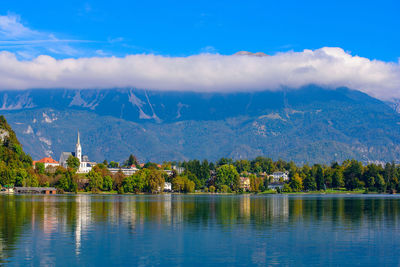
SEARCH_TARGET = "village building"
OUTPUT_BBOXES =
[272,171,289,183]
[59,132,95,173]
[172,165,185,175]
[240,177,251,191]
[33,157,59,168]
[164,182,172,192]
[108,166,139,176]
[268,183,284,190]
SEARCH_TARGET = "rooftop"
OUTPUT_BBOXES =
[34,157,59,164]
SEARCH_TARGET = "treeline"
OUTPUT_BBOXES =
[167,157,399,193]
[176,157,398,193]
[2,153,400,194]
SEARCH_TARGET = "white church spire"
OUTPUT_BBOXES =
[75,131,82,162]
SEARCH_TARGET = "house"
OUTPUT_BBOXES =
[33,157,59,168]
[108,166,139,176]
[172,165,185,175]
[272,171,289,183]
[59,131,95,173]
[240,177,251,191]
[268,183,284,190]
[164,182,172,192]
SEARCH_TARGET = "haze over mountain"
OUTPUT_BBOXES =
[1,86,400,165]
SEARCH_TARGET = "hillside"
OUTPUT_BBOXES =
[1,86,400,164]
[0,115,32,168]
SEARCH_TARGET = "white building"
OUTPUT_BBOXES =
[33,157,59,168]
[172,165,185,175]
[108,167,139,176]
[272,171,289,183]
[59,132,94,173]
[164,182,172,192]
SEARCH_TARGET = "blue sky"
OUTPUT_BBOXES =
[0,0,399,100]
[1,0,399,61]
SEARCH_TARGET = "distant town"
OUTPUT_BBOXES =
[21,131,289,194]
[0,122,399,195]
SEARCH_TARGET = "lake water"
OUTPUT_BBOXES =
[1,194,400,266]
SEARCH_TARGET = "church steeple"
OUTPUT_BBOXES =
[77,131,80,146]
[75,131,82,162]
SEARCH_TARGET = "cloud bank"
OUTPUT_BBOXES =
[0,47,399,100]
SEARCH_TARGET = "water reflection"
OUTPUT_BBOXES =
[1,194,400,265]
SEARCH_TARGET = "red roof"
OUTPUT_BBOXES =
[34,157,59,164]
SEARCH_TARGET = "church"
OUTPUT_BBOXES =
[59,132,94,173]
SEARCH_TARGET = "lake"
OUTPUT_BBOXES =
[1,194,400,266]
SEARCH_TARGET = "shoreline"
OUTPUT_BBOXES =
[6,189,386,196]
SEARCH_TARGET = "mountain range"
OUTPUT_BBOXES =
[1,86,399,164]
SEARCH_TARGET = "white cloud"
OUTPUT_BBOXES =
[0,14,39,39]
[0,14,90,58]
[0,47,399,100]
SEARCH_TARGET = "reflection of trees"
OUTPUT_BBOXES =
[1,195,400,260]
[0,195,33,263]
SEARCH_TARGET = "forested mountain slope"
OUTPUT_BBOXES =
[1,86,399,164]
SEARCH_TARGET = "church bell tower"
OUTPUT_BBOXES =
[75,131,82,162]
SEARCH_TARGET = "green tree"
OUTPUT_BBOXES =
[147,169,165,193]
[184,179,195,193]
[282,183,292,192]
[332,168,344,188]
[67,155,80,170]
[219,184,231,193]
[343,160,363,190]
[363,164,382,189]
[172,175,185,192]
[303,173,316,191]
[235,159,251,173]
[87,170,103,191]
[217,158,233,167]
[14,168,27,186]
[123,173,146,193]
[57,170,76,192]
[312,164,325,190]
[215,164,240,191]
[124,154,138,167]
[384,162,398,192]
[250,174,262,192]
[103,175,113,191]
[289,173,303,192]
[108,161,119,168]
[35,162,45,174]
[375,174,386,192]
